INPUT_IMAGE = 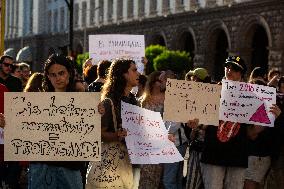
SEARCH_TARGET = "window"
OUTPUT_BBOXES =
[150,0,157,14]
[74,3,79,28]
[54,9,58,32]
[138,0,145,17]
[60,7,65,31]
[29,0,33,33]
[127,0,133,18]
[162,0,170,12]
[99,0,104,23]
[90,0,95,24]
[48,10,52,33]
[81,1,87,27]
[117,0,123,20]
[108,0,113,21]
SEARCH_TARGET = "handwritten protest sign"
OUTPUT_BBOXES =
[121,101,183,164]
[164,79,221,126]
[89,34,145,73]
[220,79,276,127]
[4,92,101,161]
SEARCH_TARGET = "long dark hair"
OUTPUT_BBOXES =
[140,71,161,107]
[43,54,76,92]
[101,59,135,104]
[24,72,44,92]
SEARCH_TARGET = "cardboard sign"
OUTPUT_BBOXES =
[89,34,145,73]
[164,79,221,126]
[220,79,276,127]
[4,92,101,161]
[121,102,183,164]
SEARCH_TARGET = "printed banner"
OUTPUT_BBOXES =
[121,101,183,164]
[220,79,276,127]
[4,92,101,161]
[164,79,221,126]
[89,34,145,73]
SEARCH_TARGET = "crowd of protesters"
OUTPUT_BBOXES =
[0,52,283,189]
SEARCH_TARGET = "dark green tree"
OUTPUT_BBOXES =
[145,45,167,75]
[75,52,89,74]
[153,50,192,77]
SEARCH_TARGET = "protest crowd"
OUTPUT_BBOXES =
[0,46,284,189]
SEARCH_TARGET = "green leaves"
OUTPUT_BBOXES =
[145,45,192,77]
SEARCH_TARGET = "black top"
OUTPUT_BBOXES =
[248,127,274,157]
[201,122,248,168]
[0,75,22,92]
[88,81,104,92]
[101,93,138,132]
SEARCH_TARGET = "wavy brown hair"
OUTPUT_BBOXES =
[24,72,44,92]
[43,54,76,92]
[101,59,135,105]
[140,71,161,107]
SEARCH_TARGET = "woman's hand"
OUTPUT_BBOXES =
[187,118,199,130]
[0,113,5,128]
[117,128,127,141]
[247,125,265,140]
[98,102,105,115]
[168,134,175,143]
[270,104,281,118]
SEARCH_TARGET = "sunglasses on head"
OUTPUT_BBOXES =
[2,62,13,68]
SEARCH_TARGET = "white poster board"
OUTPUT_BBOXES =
[89,34,145,73]
[121,101,183,164]
[4,92,101,161]
[219,79,276,127]
[164,79,221,126]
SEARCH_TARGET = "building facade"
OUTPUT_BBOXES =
[4,0,284,80]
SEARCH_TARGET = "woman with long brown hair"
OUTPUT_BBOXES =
[86,59,140,189]
[23,72,44,92]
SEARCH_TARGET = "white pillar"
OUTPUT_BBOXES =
[123,0,127,21]
[113,0,118,22]
[145,0,150,17]
[157,0,162,16]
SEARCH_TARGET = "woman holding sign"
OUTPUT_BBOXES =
[28,54,85,189]
[86,59,140,189]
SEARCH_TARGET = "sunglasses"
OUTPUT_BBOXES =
[2,63,13,68]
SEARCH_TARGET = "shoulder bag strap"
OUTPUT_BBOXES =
[105,98,118,132]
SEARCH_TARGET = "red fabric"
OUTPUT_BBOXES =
[0,84,8,162]
[0,83,9,114]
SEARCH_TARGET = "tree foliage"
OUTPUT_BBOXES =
[75,52,89,74]
[145,45,167,75]
[145,45,192,76]
[153,50,192,76]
